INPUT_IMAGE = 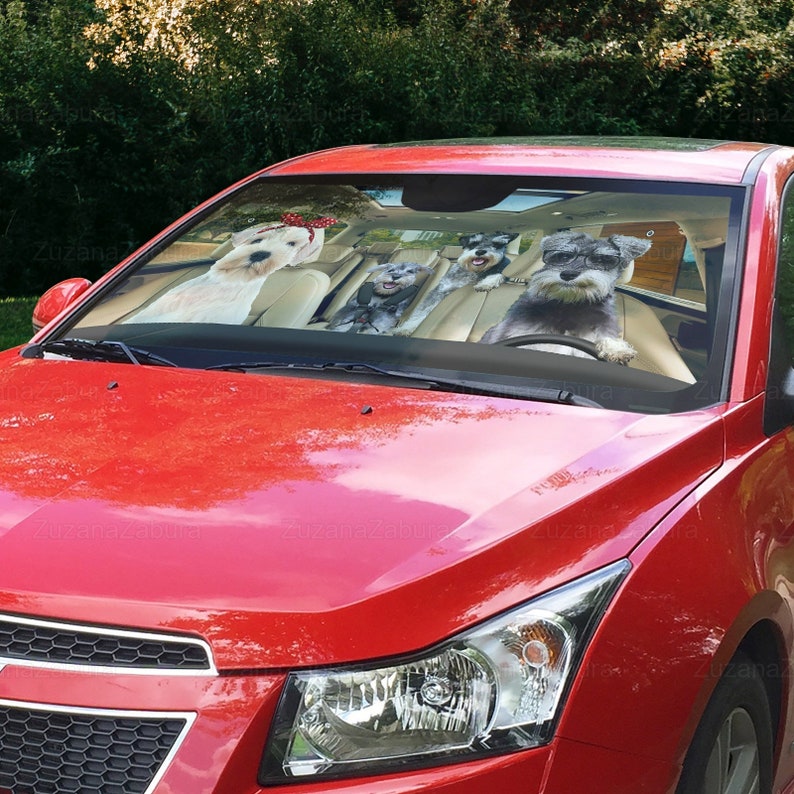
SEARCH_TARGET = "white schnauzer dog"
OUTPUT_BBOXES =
[397,231,518,335]
[328,261,433,334]
[480,231,652,364]
[126,213,336,325]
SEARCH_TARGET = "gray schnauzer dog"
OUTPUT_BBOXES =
[397,231,518,335]
[480,231,652,363]
[328,261,432,334]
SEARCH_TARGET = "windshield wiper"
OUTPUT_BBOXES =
[21,338,178,367]
[206,360,602,408]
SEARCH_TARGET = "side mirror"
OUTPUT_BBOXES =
[32,278,93,333]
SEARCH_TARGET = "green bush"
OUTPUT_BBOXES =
[645,0,794,141]
[2,0,794,298]
[0,296,36,349]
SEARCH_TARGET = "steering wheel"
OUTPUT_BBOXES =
[492,334,601,359]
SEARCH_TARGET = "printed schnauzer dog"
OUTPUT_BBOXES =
[397,231,518,335]
[126,213,335,325]
[480,230,652,364]
[328,261,433,334]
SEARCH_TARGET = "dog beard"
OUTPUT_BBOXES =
[458,251,502,273]
[372,276,413,296]
[529,268,618,304]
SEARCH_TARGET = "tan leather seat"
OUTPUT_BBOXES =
[614,292,695,382]
[307,244,365,291]
[246,267,330,327]
[410,278,525,343]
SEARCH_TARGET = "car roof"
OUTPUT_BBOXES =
[264,136,778,185]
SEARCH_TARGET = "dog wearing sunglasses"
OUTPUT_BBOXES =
[480,231,652,363]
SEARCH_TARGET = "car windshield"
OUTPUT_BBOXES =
[59,174,745,413]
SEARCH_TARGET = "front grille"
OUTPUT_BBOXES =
[0,614,213,673]
[0,700,192,794]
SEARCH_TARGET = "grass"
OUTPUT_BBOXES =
[0,297,38,350]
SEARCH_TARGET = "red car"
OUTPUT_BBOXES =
[2,137,794,794]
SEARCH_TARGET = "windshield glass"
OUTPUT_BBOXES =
[62,175,744,413]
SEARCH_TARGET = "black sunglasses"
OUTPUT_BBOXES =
[542,249,622,269]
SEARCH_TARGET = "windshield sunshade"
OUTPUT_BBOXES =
[59,175,745,414]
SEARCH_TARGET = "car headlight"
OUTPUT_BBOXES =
[260,560,629,783]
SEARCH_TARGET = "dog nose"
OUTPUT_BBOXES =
[560,270,579,281]
[248,250,271,263]
[475,249,487,256]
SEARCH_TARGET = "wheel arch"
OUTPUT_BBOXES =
[735,618,788,758]
[676,609,791,790]
[676,643,779,793]
[673,592,792,774]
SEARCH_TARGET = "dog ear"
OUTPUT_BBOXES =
[294,226,325,264]
[492,232,519,245]
[608,234,652,262]
[230,224,267,247]
[406,263,434,278]
[458,234,476,248]
[367,263,390,273]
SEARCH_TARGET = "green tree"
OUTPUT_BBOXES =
[4,0,794,298]
[0,0,215,295]
[647,0,794,141]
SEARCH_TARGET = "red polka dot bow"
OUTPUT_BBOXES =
[258,213,338,243]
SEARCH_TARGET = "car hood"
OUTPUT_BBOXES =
[0,355,723,668]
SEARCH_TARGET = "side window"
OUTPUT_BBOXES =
[765,175,794,433]
[601,220,704,302]
[778,185,794,355]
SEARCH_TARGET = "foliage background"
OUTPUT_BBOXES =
[2,0,794,297]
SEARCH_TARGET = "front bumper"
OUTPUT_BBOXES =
[0,663,678,793]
